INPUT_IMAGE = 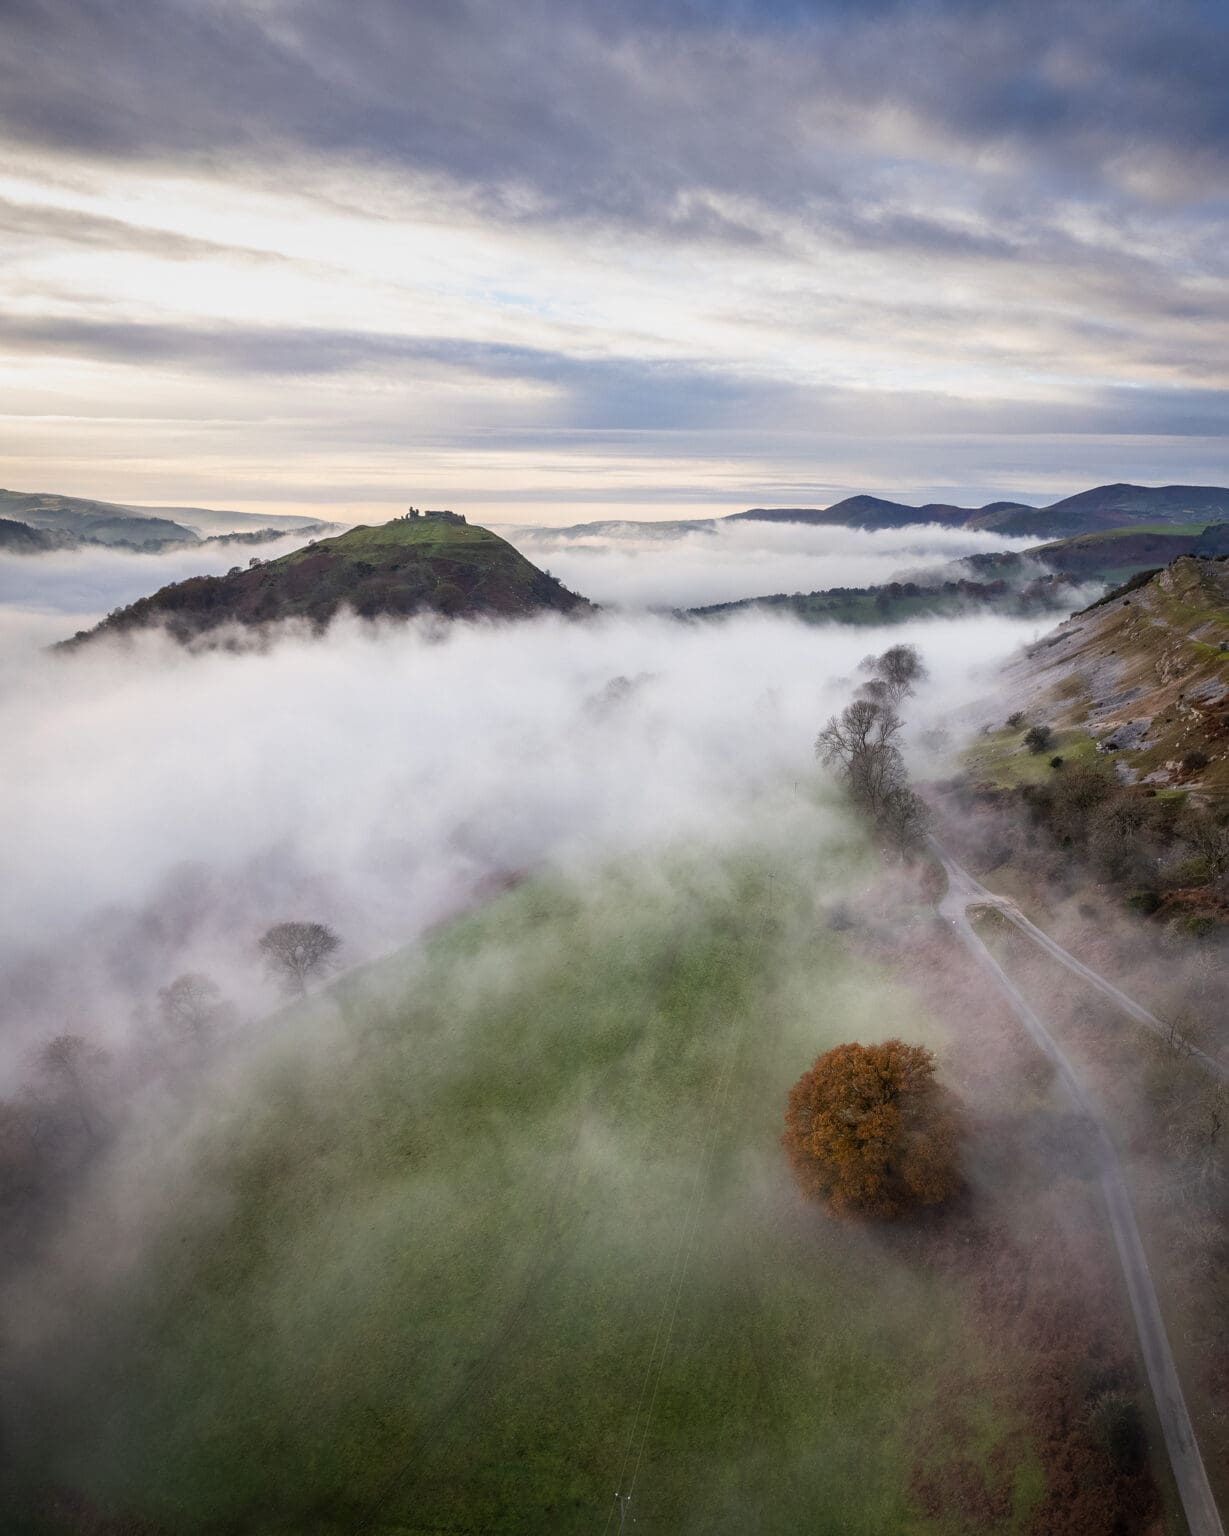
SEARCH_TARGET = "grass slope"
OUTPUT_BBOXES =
[5,838,1036,1536]
[687,576,1071,627]
[64,518,591,645]
[0,489,199,547]
[998,556,1229,790]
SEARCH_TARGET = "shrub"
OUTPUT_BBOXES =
[1024,723,1054,754]
[1085,1389,1146,1473]
[1049,755,1065,770]
[1006,710,1026,728]
[1181,748,1210,774]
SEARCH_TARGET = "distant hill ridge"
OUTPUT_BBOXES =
[728,483,1229,539]
[60,514,591,646]
[0,487,337,549]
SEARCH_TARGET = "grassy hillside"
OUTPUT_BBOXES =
[1022,525,1226,586]
[687,573,1075,626]
[0,488,336,546]
[0,517,74,553]
[0,489,199,547]
[63,517,591,644]
[968,486,1229,539]
[996,556,1229,791]
[3,837,1050,1536]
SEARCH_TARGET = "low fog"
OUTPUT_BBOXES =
[0,532,320,656]
[504,518,1041,609]
[0,607,1041,1069]
[4,598,1224,1535]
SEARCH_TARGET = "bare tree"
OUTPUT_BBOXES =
[1184,812,1229,887]
[1166,1079,1227,1204]
[816,698,906,819]
[157,972,233,1044]
[36,1034,108,1142]
[874,644,927,705]
[879,784,930,857]
[259,921,342,996]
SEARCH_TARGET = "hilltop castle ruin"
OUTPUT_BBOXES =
[402,506,466,525]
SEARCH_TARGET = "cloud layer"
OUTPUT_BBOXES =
[0,605,1036,1068]
[508,519,1041,609]
[1,0,1227,517]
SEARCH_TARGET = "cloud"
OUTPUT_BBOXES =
[506,519,1042,609]
[1,0,1227,518]
[0,195,281,264]
[0,533,317,630]
[4,1,1228,214]
[0,604,1039,1066]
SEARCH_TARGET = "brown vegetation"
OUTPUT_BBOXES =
[782,1039,962,1217]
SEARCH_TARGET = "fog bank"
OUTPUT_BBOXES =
[0,608,1038,1065]
[505,519,1041,609]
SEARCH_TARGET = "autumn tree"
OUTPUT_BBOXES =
[258,921,341,996]
[782,1039,962,1218]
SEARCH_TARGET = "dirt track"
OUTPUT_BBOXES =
[933,842,1224,1536]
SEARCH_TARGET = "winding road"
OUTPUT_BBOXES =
[933,841,1225,1536]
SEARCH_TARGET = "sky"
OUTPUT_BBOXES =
[2,0,1228,525]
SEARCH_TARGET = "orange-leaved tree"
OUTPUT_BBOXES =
[783,1039,961,1218]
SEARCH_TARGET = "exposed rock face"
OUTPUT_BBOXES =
[999,557,1229,788]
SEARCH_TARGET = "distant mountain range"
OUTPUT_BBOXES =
[729,483,1229,539]
[11,481,1229,553]
[0,487,337,549]
[61,514,590,646]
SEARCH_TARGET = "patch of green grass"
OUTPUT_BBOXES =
[964,726,1098,788]
[6,838,1033,1536]
[278,518,542,587]
[1034,524,1208,550]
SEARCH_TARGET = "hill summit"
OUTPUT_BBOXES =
[62,512,591,646]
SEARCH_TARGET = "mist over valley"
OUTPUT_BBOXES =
[4,1,1229,1531]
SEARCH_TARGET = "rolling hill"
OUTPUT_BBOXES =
[0,517,76,553]
[61,514,592,645]
[0,489,201,548]
[725,495,1019,530]
[0,487,338,548]
[728,484,1229,539]
[958,523,1229,589]
[687,571,1079,626]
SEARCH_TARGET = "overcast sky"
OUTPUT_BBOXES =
[2,0,1227,524]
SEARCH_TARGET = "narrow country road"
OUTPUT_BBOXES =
[933,841,1225,1536]
[934,846,1226,1082]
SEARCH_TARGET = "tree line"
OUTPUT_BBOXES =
[815,642,930,856]
[0,920,341,1280]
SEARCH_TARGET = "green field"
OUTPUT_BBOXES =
[6,831,1037,1535]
